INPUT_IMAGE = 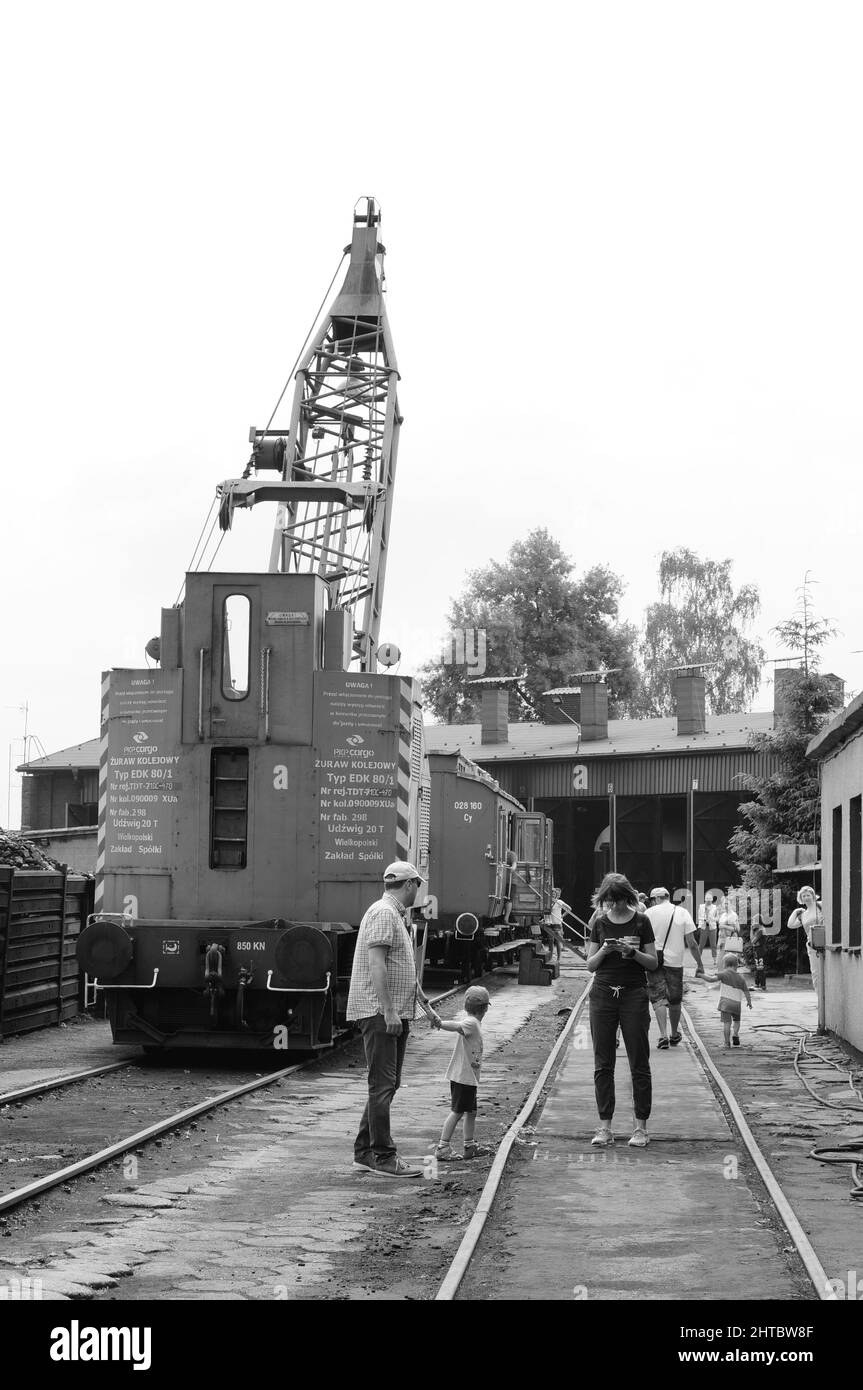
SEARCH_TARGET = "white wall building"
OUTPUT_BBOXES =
[807,693,863,1052]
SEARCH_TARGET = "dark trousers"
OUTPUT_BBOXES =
[590,983,652,1123]
[353,1014,410,1165]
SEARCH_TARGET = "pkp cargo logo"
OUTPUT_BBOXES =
[133,732,149,743]
[345,735,365,746]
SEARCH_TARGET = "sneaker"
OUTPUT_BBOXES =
[629,1126,650,1148]
[373,1156,422,1179]
[591,1125,614,1147]
[434,1144,462,1162]
[352,1154,376,1172]
[463,1143,493,1159]
[657,1037,670,1050]
[669,1033,682,1046]
[732,1036,741,1047]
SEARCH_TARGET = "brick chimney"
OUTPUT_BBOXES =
[774,666,845,725]
[673,672,706,735]
[479,686,509,744]
[579,677,609,742]
[542,688,581,726]
[773,666,802,721]
[824,673,846,710]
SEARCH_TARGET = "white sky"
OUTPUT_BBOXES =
[2,1,862,826]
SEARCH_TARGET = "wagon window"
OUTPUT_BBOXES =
[518,817,543,865]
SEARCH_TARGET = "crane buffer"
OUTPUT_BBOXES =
[216,195,401,673]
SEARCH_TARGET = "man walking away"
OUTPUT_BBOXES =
[347,860,435,1178]
[646,887,703,1050]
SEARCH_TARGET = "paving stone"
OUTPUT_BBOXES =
[101,1193,177,1208]
[135,1260,200,1279]
[48,1263,119,1289]
[36,1276,97,1298]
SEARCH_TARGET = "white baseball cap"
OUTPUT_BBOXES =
[383,861,426,883]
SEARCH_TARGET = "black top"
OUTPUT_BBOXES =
[589,910,655,986]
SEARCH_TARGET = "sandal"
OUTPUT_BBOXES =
[657,1038,670,1050]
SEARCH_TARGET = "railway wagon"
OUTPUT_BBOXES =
[424,752,554,975]
[76,571,428,1051]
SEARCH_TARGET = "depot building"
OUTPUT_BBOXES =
[425,670,811,925]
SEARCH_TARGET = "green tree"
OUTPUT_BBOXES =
[637,549,764,716]
[420,529,640,723]
[729,589,841,975]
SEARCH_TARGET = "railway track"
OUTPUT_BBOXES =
[0,987,462,1221]
[434,975,839,1302]
[0,966,849,1303]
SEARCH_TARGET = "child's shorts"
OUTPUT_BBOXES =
[450,1082,478,1114]
[718,1003,741,1019]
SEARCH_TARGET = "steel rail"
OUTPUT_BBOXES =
[435,978,839,1302]
[435,977,592,1301]
[681,1004,837,1302]
[0,1060,135,1108]
[0,984,467,1217]
[0,1062,311,1216]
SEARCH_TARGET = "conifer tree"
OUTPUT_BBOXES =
[730,582,840,973]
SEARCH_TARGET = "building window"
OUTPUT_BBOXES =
[210,748,249,869]
[66,802,98,828]
[222,594,251,701]
[832,805,843,946]
[850,796,861,949]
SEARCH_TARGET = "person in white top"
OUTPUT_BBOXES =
[716,893,742,970]
[697,893,720,964]
[787,885,824,991]
[428,985,493,1162]
[645,887,703,1049]
[541,886,572,962]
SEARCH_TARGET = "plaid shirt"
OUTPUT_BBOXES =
[346,891,418,1021]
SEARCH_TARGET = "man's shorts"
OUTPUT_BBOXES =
[646,965,684,1007]
[450,1081,478,1114]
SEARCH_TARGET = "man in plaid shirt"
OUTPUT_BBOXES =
[348,860,434,1178]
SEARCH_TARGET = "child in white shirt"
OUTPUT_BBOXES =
[702,952,752,1047]
[427,985,492,1160]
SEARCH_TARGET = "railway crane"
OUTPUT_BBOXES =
[77,199,429,1051]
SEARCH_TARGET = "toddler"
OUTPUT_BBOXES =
[427,985,493,1160]
[703,951,752,1046]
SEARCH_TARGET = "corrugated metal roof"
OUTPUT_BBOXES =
[486,751,776,799]
[424,711,775,761]
[17,738,100,773]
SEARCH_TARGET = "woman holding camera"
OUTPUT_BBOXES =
[586,872,658,1149]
